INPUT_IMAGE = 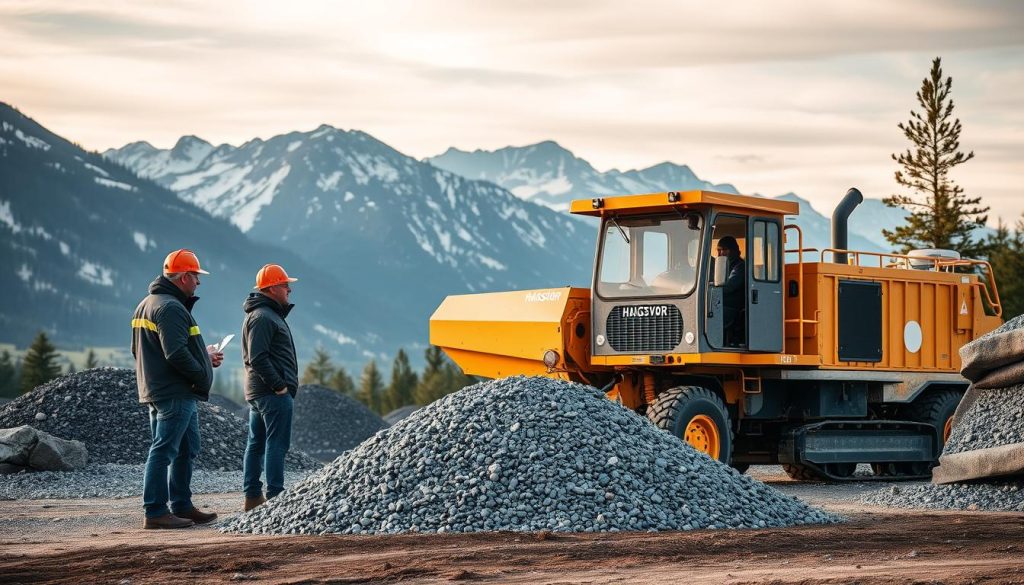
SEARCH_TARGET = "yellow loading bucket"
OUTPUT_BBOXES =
[429,287,591,380]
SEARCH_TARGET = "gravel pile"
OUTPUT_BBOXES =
[942,385,1024,455]
[0,368,320,472]
[384,405,418,426]
[223,376,835,535]
[863,480,1024,512]
[292,385,388,462]
[0,463,313,500]
[209,393,248,420]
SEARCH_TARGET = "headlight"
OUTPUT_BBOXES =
[596,334,606,346]
[542,349,560,368]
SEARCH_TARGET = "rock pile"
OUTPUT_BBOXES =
[0,368,320,472]
[224,376,835,535]
[0,425,88,473]
[209,393,249,420]
[864,480,1024,512]
[941,385,1024,455]
[292,385,388,462]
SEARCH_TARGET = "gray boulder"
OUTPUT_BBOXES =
[0,425,89,472]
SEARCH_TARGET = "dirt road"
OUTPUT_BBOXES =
[3,490,1024,584]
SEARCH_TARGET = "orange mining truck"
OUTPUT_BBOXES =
[430,188,1003,480]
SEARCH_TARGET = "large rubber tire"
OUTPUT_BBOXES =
[647,386,732,464]
[782,463,827,481]
[903,389,964,447]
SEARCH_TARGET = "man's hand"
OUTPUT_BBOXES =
[206,344,225,368]
[274,387,289,396]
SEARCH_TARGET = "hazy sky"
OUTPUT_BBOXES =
[1,0,1021,221]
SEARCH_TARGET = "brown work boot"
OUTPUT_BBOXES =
[243,495,266,512]
[174,507,218,524]
[143,514,194,529]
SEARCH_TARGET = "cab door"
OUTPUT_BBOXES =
[747,217,783,352]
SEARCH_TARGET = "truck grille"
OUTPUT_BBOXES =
[606,304,682,353]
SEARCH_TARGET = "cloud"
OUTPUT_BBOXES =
[0,0,1020,223]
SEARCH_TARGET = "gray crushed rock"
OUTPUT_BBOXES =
[223,376,837,535]
[0,463,314,500]
[209,393,248,420]
[942,385,1024,455]
[863,480,1024,512]
[291,385,388,462]
[0,368,321,472]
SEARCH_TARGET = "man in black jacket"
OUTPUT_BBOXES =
[132,249,224,529]
[241,264,299,511]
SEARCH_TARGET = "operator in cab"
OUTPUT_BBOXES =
[716,236,745,347]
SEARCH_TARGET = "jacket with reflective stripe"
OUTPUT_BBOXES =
[131,276,213,403]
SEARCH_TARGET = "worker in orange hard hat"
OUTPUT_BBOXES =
[240,264,299,511]
[131,249,223,529]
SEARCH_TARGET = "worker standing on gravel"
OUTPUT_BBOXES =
[132,249,224,529]
[241,264,299,511]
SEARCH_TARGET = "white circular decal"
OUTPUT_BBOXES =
[904,321,922,353]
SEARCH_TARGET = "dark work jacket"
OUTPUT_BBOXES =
[722,255,745,328]
[131,276,213,403]
[242,292,298,401]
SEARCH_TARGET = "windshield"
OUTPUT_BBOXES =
[597,214,702,298]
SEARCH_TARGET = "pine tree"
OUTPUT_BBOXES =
[66,361,76,374]
[0,350,18,398]
[20,332,63,393]
[986,216,1024,319]
[329,366,356,397]
[84,349,99,369]
[414,346,446,405]
[383,349,418,412]
[358,359,385,414]
[301,345,335,386]
[883,57,988,257]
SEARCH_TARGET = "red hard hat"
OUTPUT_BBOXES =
[163,249,209,274]
[255,264,298,289]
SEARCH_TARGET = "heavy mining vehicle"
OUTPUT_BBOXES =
[430,188,1003,480]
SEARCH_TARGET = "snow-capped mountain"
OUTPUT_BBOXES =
[105,128,595,343]
[0,103,409,363]
[426,141,740,212]
[428,140,997,255]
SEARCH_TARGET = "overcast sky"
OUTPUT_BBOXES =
[1,0,1021,222]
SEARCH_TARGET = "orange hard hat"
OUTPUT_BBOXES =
[163,249,209,275]
[255,264,298,289]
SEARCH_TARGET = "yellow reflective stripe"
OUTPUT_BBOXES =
[132,319,158,332]
[189,326,201,336]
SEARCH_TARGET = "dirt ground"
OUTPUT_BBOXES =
[3,470,1024,584]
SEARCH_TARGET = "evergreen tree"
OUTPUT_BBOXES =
[84,349,99,369]
[329,366,356,397]
[413,345,474,405]
[301,345,335,386]
[20,332,63,393]
[66,361,76,374]
[358,359,385,414]
[986,216,1024,319]
[384,349,418,412]
[0,350,18,398]
[883,57,988,256]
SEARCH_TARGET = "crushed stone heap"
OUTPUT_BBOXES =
[291,385,389,462]
[0,368,320,472]
[223,376,836,535]
[941,385,1024,455]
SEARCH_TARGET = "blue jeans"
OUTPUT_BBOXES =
[143,398,200,518]
[243,393,293,499]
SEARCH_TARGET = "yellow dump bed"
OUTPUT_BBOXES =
[429,287,596,381]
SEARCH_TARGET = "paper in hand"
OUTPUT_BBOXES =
[216,334,235,352]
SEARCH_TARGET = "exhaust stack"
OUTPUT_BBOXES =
[831,188,863,264]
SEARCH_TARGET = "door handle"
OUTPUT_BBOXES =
[752,289,759,304]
